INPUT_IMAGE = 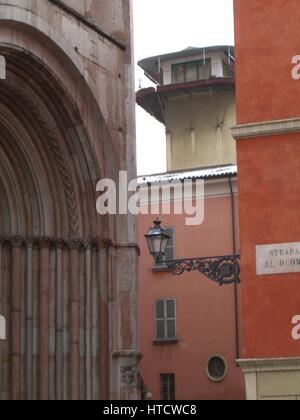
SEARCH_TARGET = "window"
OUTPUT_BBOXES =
[206,355,227,382]
[185,62,198,82]
[160,374,175,401]
[156,227,174,269]
[172,59,211,84]
[172,63,184,84]
[156,299,176,341]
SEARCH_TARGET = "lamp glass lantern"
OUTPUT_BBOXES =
[145,219,170,261]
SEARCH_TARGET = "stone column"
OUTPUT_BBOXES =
[39,238,50,400]
[84,243,92,400]
[109,241,139,400]
[25,239,34,400]
[55,240,64,400]
[98,243,109,400]
[68,239,81,400]
[10,236,23,400]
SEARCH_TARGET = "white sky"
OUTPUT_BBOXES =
[133,0,235,175]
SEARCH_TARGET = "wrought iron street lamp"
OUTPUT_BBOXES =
[145,219,241,286]
[145,218,171,261]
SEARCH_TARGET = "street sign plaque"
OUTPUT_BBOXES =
[256,242,300,276]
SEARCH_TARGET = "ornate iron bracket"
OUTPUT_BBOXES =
[167,255,241,286]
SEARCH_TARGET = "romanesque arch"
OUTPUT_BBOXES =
[0,1,138,401]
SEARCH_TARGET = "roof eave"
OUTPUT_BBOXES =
[138,45,235,82]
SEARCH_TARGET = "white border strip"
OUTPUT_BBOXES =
[232,118,300,139]
[237,358,300,373]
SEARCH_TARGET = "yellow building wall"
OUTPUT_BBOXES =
[258,371,300,400]
[165,90,236,171]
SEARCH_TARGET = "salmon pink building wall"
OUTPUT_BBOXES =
[138,180,245,400]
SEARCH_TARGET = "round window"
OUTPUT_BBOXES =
[206,355,227,382]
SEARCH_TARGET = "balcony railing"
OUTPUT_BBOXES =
[157,61,234,86]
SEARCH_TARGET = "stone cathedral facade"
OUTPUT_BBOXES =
[0,0,138,400]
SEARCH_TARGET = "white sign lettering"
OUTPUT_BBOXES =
[256,242,300,275]
[0,55,5,80]
[292,55,300,80]
[0,315,6,340]
[292,316,300,341]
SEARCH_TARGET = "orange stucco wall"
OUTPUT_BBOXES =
[234,0,300,358]
[234,0,300,124]
[237,134,300,358]
[138,191,245,400]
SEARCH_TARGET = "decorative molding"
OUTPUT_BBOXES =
[83,242,93,251]
[25,238,34,248]
[232,118,300,140]
[10,236,24,248]
[55,239,65,250]
[112,350,142,360]
[120,366,137,386]
[39,237,52,249]
[237,357,300,373]
[2,81,80,236]
[66,238,82,250]
[0,236,102,250]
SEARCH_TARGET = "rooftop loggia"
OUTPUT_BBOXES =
[137,45,235,124]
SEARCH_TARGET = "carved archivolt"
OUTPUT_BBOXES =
[1,80,80,237]
[0,49,106,401]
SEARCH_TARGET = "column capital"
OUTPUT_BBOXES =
[55,239,65,250]
[67,238,82,250]
[25,238,34,248]
[10,236,24,248]
[39,237,52,249]
[83,242,93,251]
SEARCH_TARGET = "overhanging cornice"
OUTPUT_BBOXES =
[238,358,300,373]
[232,118,300,140]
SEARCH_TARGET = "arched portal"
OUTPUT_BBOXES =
[0,43,108,401]
[0,0,139,402]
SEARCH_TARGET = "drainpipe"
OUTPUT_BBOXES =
[229,176,240,360]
